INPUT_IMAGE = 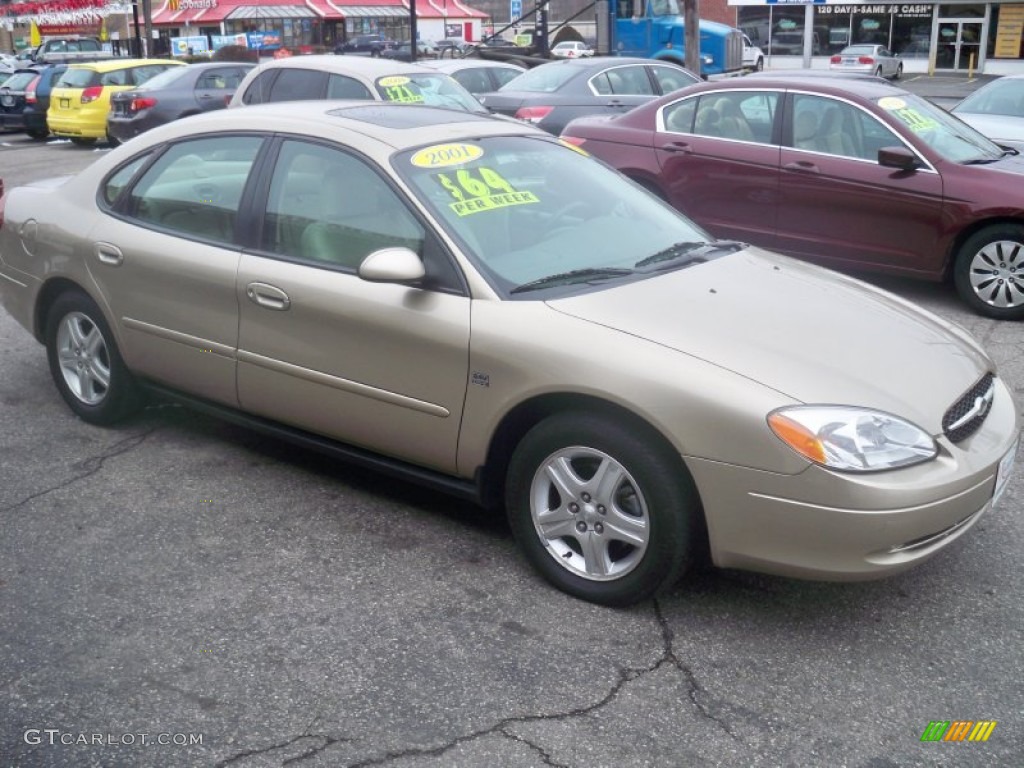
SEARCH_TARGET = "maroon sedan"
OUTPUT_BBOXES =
[561,75,1024,320]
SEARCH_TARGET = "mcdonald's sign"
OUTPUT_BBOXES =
[920,720,997,742]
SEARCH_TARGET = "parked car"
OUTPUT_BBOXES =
[334,34,397,57]
[0,101,1017,606]
[742,34,764,72]
[228,55,486,115]
[436,39,472,58]
[420,58,526,96]
[830,44,902,79]
[107,61,255,143]
[379,41,439,63]
[479,57,700,135]
[951,74,1024,150]
[0,69,41,133]
[48,58,185,145]
[561,75,1024,319]
[0,53,17,76]
[19,63,71,139]
[551,41,594,59]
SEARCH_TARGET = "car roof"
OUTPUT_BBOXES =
[740,71,895,90]
[125,101,542,153]
[255,54,435,76]
[422,59,525,73]
[67,58,185,73]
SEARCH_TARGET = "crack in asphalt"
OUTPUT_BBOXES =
[268,598,738,767]
[215,734,347,767]
[1,428,158,513]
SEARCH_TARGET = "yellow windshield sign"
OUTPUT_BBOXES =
[434,167,539,216]
[411,143,484,168]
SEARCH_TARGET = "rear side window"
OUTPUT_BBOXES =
[131,65,177,85]
[603,66,655,96]
[101,69,130,86]
[127,137,263,244]
[650,64,698,94]
[56,68,99,88]
[241,71,276,104]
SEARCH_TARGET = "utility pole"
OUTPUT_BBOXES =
[683,0,699,75]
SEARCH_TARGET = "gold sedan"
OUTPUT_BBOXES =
[0,102,1018,605]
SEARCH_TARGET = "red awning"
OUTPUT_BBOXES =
[151,0,239,25]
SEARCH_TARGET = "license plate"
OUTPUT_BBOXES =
[993,435,1019,508]
[60,98,70,108]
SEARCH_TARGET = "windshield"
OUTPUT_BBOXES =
[394,136,719,297]
[373,73,484,113]
[954,78,1024,117]
[874,93,1004,164]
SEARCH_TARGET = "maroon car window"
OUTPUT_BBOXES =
[791,93,902,161]
[691,92,771,143]
[663,98,696,133]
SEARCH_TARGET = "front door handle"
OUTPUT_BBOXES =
[659,141,692,154]
[783,161,820,174]
[246,282,291,311]
[95,242,123,266]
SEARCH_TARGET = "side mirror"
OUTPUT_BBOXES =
[878,146,920,171]
[358,246,426,285]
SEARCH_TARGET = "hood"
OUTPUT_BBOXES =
[547,247,991,434]
[956,112,1024,147]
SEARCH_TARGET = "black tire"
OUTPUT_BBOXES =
[894,63,903,80]
[27,127,49,140]
[506,412,698,606]
[45,291,143,425]
[953,224,1024,320]
[70,137,97,147]
[874,67,883,78]
[754,57,764,72]
[106,132,120,148]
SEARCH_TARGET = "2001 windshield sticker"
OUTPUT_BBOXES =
[434,167,539,217]
[378,76,424,104]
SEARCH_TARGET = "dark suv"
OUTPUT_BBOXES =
[0,69,41,135]
[4,63,69,138]
[334,34,397,57]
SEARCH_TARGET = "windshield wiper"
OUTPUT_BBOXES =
[635,240,746,270]
[510,267,634,294]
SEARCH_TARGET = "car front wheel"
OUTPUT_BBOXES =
[45,291,143,424]
[755,57,764,72]
[506,412,698,606]
[953,224,1024,320]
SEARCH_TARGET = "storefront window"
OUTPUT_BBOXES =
[989,4,1024,60]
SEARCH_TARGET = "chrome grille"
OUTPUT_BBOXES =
[942,372,995,443]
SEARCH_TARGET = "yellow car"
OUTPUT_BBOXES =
[47,58,185,145]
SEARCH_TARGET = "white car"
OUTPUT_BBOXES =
[951,74,1024,150]
[551,41,593,59]
[742,34,764,72]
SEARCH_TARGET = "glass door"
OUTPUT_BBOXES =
[936,19,986,70]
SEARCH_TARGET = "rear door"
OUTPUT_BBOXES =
[775,92,945,276]
[655,89,782,246]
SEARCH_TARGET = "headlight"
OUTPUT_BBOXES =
[768,406,937,472]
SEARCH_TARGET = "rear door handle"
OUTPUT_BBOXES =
[783,161,820,173]
[246,282,291,311]
[95,242,123,266]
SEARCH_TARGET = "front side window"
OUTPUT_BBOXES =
[127,136,263,243]
[263,140,424,271]
[650,64,699,94]
[326,74,372,100]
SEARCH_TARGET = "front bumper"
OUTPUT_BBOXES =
[687,379,1019,580]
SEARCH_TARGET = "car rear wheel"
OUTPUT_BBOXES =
[45,291,143,424]
[874,67,883,78]
[894,63,903,80]
[506,412,697,606]
[953,224,1024,320]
